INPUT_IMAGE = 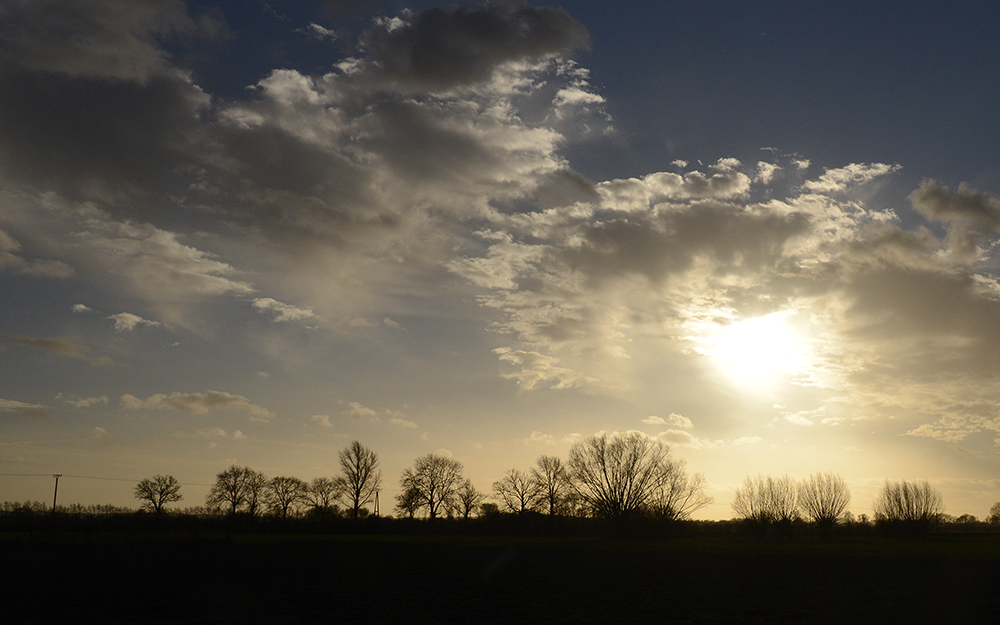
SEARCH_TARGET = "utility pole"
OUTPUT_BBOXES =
[374,490,379,517]
[52,474,62,514]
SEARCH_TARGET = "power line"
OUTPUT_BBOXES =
[0,472,212,486]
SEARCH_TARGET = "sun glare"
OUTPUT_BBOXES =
[700,312,810,389]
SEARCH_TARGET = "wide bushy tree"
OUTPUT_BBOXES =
[731,474,799,524]
[568,432,708,520]
[133,474,182,513]
[873,479,943,534]
[798,472,850,527]
[206,465,268,516]
[493,468,543,514]
[267,476,308,519]
[398,453,465,519]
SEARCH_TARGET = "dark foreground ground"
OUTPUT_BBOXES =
[3,533,998,624]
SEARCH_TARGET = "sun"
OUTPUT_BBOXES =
[699,311,811,389]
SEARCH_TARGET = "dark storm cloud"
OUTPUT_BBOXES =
[0,69,207,202]
[909,179,1000,230]
[0,0,194,81]
[362,2,590,92]
[0,0,213,206]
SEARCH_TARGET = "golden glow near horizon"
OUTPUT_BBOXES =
[698,311,812,390]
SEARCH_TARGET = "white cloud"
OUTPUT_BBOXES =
[390,418,418,429]
[643,413,693,428]
[801,162,899,194]
[108,312,160,332]
[252,298,316,323]
[72,304,92,313]
[61,395,108,408]
[120,391,274,420]
[655,430,718,449]
[493,348,600,391]
[311,414,333,428]
[0,397,48,418]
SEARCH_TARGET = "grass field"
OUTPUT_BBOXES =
[3,532,998,623]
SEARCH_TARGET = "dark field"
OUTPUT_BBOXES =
[3,533,999,624]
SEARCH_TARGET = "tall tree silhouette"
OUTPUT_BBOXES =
[531,455,572,515]
[337,441,382,519]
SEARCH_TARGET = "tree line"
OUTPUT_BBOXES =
[19,431,999,534]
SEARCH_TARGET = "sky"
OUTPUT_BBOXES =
[2,0,999,520]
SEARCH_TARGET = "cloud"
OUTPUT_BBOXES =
[341,400,404,424]
[108,312,160,332]
[174,426,227,439]
[120,391,274,420]
[72,304,92,313]
[360,3,590,92]
[15,336,112,367]
[0,0,197,82]
[909,179,1000,229]
[342,401,378,419]
[252,298,316,323]
[492,348,600,391]
[0,397,48,419]
[59,395,108,408]
[311,414,333,428]
[643,413,693,428]
[0,228,73,278]
[655,430,718,449]
[800,162,899,194]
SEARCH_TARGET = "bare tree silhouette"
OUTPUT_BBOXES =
[451,478,485,519]
[133,474,182,513]
[243,468,269,517]
[798,472,850,529]
[531,455,572,515]
[732,474,799,525]
[873,479,943,534]
[988,501,1000,525]
[206,465,268,516]
[206,465,251,514]
[306,476,342,519]
[267,476,307,519]
[648,459,713,521]
[394,484,422,518]
[568,432,699,520]
[398,453,465,519]
[493,468,543,514]
[337,441,382,519]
